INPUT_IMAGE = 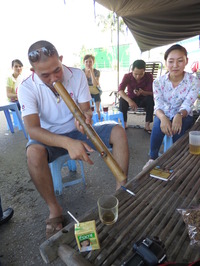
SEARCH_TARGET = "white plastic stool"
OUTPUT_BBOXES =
[49,154,86,195]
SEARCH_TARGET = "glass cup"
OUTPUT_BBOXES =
[97,195,119,225]
[103,106,108,112]
[189,131,200,155]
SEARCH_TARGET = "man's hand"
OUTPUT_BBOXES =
[75,109,93,135]
[128,98,138,110]
[65,138,94,164]
[172,114,182,135]
[134,88,144,96]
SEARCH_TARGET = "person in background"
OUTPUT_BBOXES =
[82,54,102,120]
[144,44,200,168]
[118,59,154,131]
[18,40,129,238]
[6,59,23,110]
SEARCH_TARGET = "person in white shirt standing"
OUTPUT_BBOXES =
[18,40,129,238]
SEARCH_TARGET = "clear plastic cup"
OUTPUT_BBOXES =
[189,131,200,155]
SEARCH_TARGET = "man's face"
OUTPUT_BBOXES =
[31,55,64,89]
[132,67,145,81]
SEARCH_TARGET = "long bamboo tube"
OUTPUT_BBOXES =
[53,81,126,183]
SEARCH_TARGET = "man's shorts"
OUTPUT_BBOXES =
[26,121,118,163]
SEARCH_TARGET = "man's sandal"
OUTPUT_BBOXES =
[46,215,64,239]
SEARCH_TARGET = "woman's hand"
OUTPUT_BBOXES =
[160,115,173,136]
[172,114,182,135]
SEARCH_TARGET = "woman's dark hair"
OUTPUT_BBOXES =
[83,54,95,63]
[131,59,146,71]
[12,59,23,68]
[164,44,187,60]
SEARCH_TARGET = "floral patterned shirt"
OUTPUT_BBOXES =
[153,72,200,119]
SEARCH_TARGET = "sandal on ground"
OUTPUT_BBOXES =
[46,215,64,239]
[0,208,14,226]
[144,129,152,134]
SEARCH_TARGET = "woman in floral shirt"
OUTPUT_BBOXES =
[145,44,200,167]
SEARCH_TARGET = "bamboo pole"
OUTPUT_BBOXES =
[53,81,126,183]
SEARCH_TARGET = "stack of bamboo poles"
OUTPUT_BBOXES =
[40,118,200,265]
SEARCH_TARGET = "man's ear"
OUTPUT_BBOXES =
[59,55,63,62]
[30,67,34,72]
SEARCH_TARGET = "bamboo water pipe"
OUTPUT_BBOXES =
[53,81,126,183]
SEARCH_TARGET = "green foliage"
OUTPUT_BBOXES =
[96,12,126,35]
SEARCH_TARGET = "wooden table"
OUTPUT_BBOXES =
[40,118,200,265]
[0,101,27,138]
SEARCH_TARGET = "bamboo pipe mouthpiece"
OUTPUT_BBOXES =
[53,81,126,183]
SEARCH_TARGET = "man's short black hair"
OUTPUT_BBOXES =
[131,60,146,71]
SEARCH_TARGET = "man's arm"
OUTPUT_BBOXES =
[24,112,94,164]
[118,74,138,110]
[137,73,153,96]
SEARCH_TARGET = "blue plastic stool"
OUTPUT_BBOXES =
[7,110,22,131]
[148,135,173,156]
[9,110,22,130]
[49,154,86,195]
[92,112,99,124]
[163,135,173,152]
[101,110,125,128]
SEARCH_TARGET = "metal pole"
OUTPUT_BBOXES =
[117,15,119,88]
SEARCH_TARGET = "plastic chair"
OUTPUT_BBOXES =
[0,101,27,138]
[163,135,173,152]
[92,112,99,124]
[7,110,22,131]
[101,110,125,128]
[148,135,173,156]
[129,61,163,80]
[49,154,86,195]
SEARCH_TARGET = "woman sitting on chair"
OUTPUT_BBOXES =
[144,44,200,168]
[82,54,102,120]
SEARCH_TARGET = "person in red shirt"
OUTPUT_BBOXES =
[118,60,154,132]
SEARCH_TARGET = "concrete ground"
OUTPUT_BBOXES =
[0,110,153,266]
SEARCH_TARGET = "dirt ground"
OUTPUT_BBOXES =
[0,111,153,266]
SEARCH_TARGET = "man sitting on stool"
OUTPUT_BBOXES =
[118,59,154,133]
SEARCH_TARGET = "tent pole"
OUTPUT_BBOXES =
[117,15,119,88]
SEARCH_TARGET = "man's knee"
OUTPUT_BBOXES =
[110,125,128,144]
[27,144,48,167]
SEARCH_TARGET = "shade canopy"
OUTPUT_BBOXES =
[96,0,200,52]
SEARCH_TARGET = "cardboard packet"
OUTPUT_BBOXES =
[75,220,100,252]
